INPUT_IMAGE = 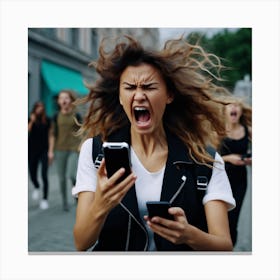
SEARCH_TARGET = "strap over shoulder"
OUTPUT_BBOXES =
[194,146,216,202]
[92,135,103,169]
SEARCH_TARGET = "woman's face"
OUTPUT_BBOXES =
[119,63,173,135]
[225,102,242,124]
[35,103,44,115]
[57,92,72,110]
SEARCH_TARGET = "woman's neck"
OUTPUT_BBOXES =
[226,122,245,139]
[60,107,72,114]
[130,126,168,172]
[226,122,242,131]
[130,127,167,157]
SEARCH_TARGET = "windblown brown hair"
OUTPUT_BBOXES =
[76,35,232,164]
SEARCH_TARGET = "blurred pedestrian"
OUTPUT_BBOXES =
[218,97,252,246]
[49,90,82,211]
[28,101,51,210]
[72,35,236,251]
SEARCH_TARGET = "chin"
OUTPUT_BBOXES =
[132,125,153,135]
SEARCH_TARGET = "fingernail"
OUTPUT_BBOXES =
[152,217,158,223]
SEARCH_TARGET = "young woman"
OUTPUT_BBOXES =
[72,36,236,251]
[28,101,51,210]
[219,98,252,246]
[48,90,82,211]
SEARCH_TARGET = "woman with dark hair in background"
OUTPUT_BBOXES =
[72,36,236,251]
[219,97,252,246]
[28,101,51,210]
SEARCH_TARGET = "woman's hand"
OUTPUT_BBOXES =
[144,201,233,251]
[94,159,137,216]
[48,150,54,165]
[242,157,252,166]
[30,113,36,123]
[223,154,245,166]
[74,159,137,251]
[144,207,190,245]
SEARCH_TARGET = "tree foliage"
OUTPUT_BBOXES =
[186,28,252,91]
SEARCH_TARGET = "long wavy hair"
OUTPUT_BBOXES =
[77,35,232,163]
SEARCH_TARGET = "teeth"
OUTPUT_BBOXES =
[134,107,147,111]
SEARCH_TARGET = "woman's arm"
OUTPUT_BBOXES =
[48,124,55,165]
[222,154,245,166]
[186,200,232,250]
[73,159,137,251]
[28,114,36,132]
[145,200,232,251]
[73,191,107,251]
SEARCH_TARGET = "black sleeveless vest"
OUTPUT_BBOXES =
[92,126,213,251]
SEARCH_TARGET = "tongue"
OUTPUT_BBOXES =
[138,111,150,122]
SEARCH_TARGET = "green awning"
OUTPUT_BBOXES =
[41,60,89,95]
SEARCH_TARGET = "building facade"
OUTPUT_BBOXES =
[28,28,160,116]
[233,74,252,105]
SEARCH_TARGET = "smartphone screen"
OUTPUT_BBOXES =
[102,142,131,183]
[146,201,174,220]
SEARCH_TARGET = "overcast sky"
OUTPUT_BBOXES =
[159,28,239,45]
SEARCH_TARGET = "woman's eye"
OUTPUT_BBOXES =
[142,85,157,91]
[123,85,157,91]
[124,86,136,90]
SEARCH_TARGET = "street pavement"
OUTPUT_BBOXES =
[28,164,252,253]
[28,163,77,252]
[234,166,252,252]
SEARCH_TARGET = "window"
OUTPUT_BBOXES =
[31,28,56,39]
[91,29,98,58]
[69,28,80,49]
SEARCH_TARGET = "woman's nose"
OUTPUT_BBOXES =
[134,88,146,100]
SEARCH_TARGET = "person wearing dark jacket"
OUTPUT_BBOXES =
[72,35,235,251]
[219,97,252,246]
[28,101,51,210]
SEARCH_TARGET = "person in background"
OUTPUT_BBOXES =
[219,97,252,246]
[72,35,236,252]
[28,101,51,210]
[48,90,82,211]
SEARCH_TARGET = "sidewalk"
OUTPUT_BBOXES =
[28,163,77,252]
[233,166,252,252]
[28,164,252,253]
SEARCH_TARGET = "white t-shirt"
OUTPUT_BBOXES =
[72,138,236,250]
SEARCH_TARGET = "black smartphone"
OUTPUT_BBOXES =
[146,201,174,220]
[102,142,132,183]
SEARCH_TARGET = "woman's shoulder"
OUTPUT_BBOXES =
[80,138,93,151]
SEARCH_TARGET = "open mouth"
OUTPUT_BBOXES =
[230,111,237,117]
[134,107,151,124]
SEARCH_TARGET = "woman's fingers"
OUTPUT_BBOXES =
[97,160,137,207]
[108,171,137,198]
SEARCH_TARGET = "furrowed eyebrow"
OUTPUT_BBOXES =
[122,82,136,87]
[122,82,159,87]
